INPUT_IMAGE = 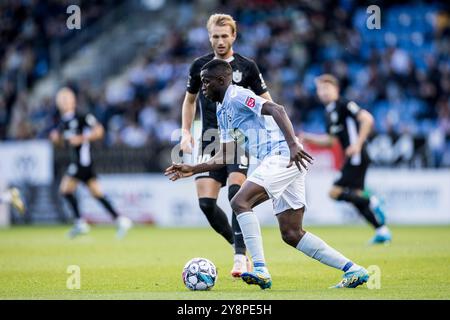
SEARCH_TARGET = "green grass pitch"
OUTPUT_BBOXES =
[0,225,449,299]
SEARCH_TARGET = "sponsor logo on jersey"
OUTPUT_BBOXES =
[232,70,242,83]
[245,97,256,108]
[347,101,360,114]
[259,73,267,90]
[187,75,191,88]
[330,111,339,123]
[69,119,78,129]
[329,124,344,134]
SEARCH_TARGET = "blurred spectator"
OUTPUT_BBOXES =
[1,0,449,168]
[120,119,148,148]
[0,0,125,139]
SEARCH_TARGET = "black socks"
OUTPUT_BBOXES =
[95,196,119,219]
[337,189,382,228]
[199,198,234,245]
[63,193,81,219]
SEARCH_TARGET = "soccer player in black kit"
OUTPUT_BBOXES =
[50,87,133,239]
[301,74,392,244]
[180,14,273,276]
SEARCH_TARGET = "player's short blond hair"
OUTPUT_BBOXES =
[315,74,340,88]
[207,14,237,35]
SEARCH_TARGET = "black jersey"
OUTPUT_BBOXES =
[57,112,98,167]
[186,52,268,133]
[325,97,365,150]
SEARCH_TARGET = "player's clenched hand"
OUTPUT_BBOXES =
[345,143,362,157]
[180,132,194,154]
[164,163,195,181]
[287,142,313,172]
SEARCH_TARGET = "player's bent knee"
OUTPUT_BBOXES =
[198,198,216,213]
[228,173,246,187]
[230,197,249,215]
[281,229,304,247]
[228,184,241,202]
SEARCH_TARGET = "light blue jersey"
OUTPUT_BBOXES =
[217,84,290,160]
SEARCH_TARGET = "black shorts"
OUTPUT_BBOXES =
[195,141,248,187]
[334,149,370,190]
[66,163,97,184]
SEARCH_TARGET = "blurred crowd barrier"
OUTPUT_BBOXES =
[74,170,450,226]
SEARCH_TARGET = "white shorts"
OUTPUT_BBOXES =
[247,155,307,215]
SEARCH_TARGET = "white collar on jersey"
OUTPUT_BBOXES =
[218,84,235,108]
[62,111,75,121]
[214,54,235,63]
[326,101,336,112]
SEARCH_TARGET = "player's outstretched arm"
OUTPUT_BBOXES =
[261,101,313,171]
[165,141,235,181]
[165,163,196,181]
[300,132,334,147]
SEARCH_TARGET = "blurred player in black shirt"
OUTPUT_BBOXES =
[50,87,132,239]
[302,74,392,244]
[180,14,272,276]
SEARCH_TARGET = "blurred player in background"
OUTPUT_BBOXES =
[301,74,392,244]
[180,13,272,277]
[166,60,370,289]
[0,187,25,214]
[50,87,133,239]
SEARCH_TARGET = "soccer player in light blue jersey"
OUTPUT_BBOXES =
[166,59,370,289]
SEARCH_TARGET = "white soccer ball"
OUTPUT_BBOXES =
[182,257,217,291]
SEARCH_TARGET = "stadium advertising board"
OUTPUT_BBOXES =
[78,171,450,226]
[0,140,53,185]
